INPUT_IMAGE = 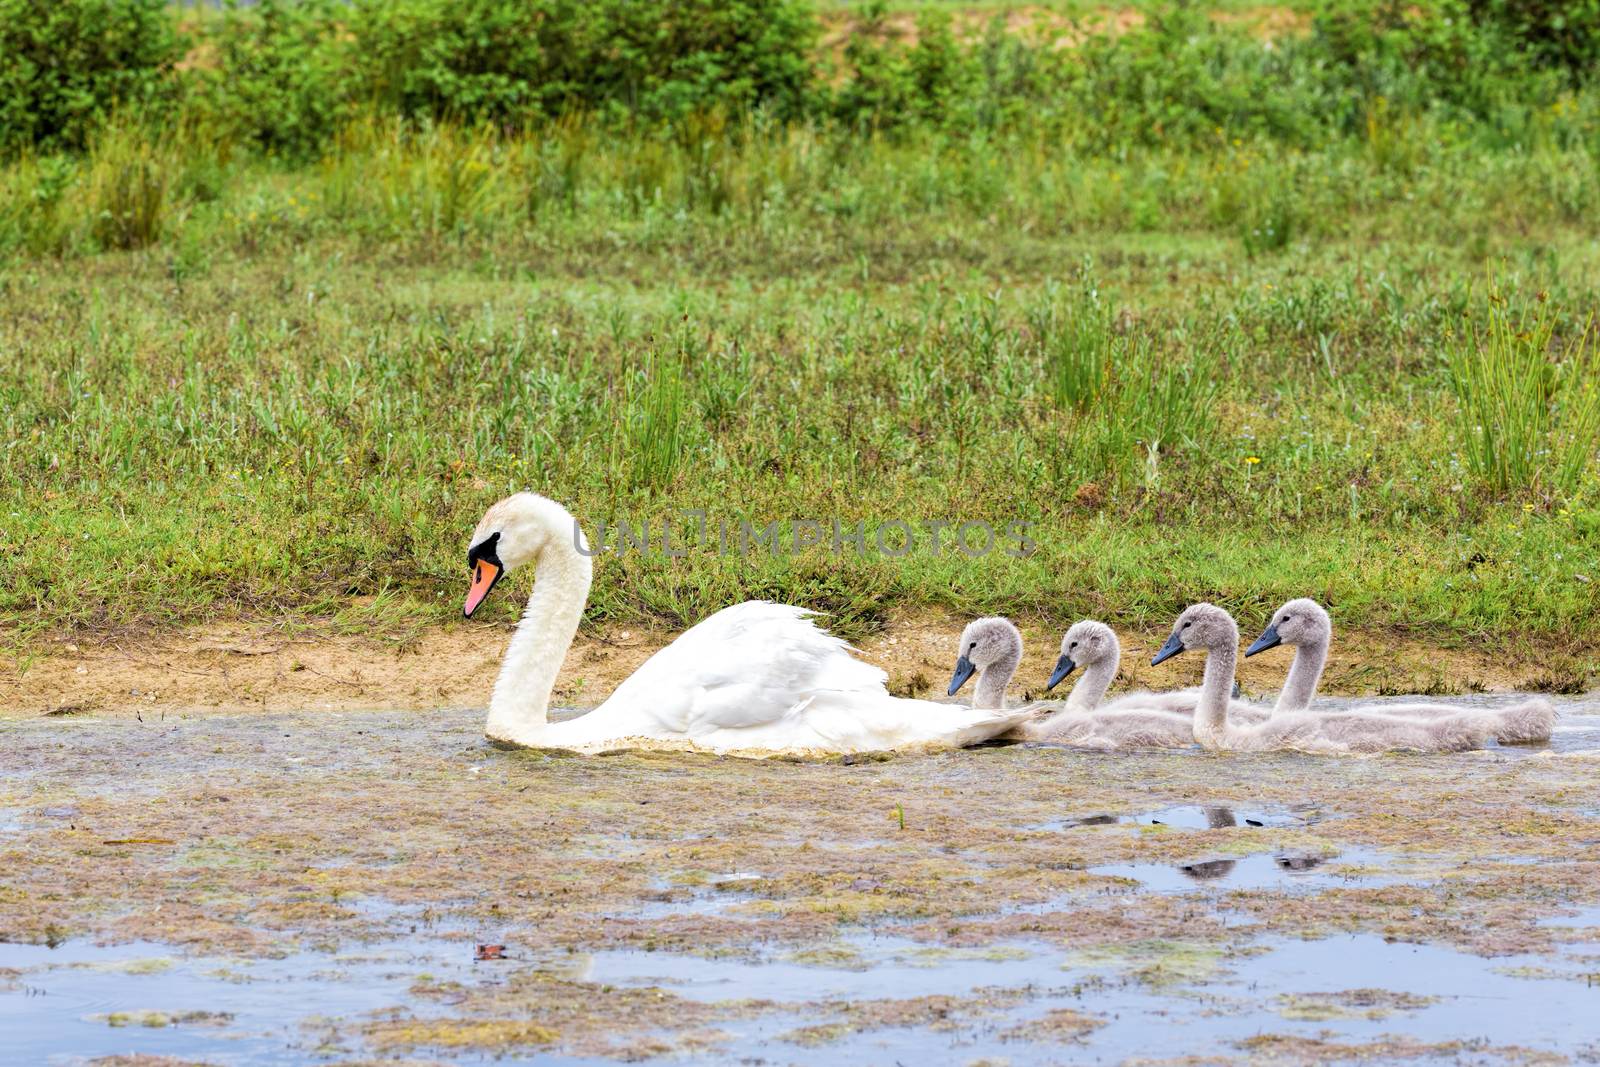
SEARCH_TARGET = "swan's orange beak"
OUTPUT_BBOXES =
[463,560,501,618]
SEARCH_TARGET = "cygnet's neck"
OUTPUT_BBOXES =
[1275,637,1328,713]
[1194,641,1238,749]
[1066,649,1119,712]
[974,649,1020,710]
[484,534,594,745]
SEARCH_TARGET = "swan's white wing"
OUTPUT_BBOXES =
[570,601,1029,753]
[591,603,861,732]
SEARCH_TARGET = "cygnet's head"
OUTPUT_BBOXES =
[1151,603,1239,665]
[1047,619,1118,691]
[1245,598,1331,657]
[464,493,577,617]
[948,617,1022,697]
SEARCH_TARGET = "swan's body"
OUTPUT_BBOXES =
[1244,598,1555,743]
[1154,604,1496,754]
[464,493,1030,755]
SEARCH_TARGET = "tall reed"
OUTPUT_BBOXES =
[1448,293,1600,497]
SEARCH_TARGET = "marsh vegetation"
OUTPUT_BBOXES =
[1,0,1598,666]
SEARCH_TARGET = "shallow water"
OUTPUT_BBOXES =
[3,698,1599,1064]
[1039,803,1321,831]
[7,922,1599,1065]
[1089,846,1395,893]
[1,936,472,1066]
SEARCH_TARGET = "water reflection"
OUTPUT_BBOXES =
[1093,848,1383,893]
[1176,852,1325,881]
[1054,804,1311,832]
[1179,858,1236,880]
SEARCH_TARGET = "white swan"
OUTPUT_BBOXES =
[1152,603,1496,754]
[1242,597,1556,743]
[463,493,1031,754]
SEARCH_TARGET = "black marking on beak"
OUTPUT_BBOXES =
[1151,631,1186,666]
[947,656,976,697]
[1245,624,1282,657]
[464,532,505,618]
[1046,653,1077,691]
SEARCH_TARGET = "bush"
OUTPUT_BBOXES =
[1066,7,1325,148]
[1305,1,1578,125]
[86,123,169,250]
[191,0,352,159]
[0,0,183,155]
[349,0,816,126]
[1467,0,1600,77]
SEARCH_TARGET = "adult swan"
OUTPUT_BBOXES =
[463,493,1030,755]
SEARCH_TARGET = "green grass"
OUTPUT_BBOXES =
[1447,294,1600,497]
[1,114,1598,651]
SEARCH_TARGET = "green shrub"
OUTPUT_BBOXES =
[191,0,352,159]
[349,0,816,126]
[1067,7,1325,149]
[0,0,183,155]
[1467,0,1600,77]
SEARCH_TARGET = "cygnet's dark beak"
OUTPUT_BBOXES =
[1151,631,1186,666]
[947,655,976,696]
[947,655,972,697]
[1045,653,1077,691]
[1245,624,1282,657]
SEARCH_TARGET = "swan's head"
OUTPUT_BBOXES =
[1047,619,1118,690]
[1151,602,1239,665]
[1245,597,1331,657]
[948,616,1022,696]
[464,492,581,617]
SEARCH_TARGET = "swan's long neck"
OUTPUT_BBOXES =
[1193,642,1237,750]
[1067,646,1119,712]
[1274,637,1328,713]
[975,650,1019,710]
[484,537,594,745]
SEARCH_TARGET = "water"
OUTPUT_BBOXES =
[1041,803,1322,831]
[1089,846,1396,893]
[5,695,1598,1064]
[0,936,480,1066]
[8,924,1596,1065]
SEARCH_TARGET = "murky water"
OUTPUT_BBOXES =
[3,694,1599,1064]
[6,921,1599,1065]
[1089,846,1397,893]
[1040,803,1322,831]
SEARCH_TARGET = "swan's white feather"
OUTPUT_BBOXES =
[544,602,1028,754]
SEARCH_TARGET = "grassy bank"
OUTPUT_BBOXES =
[2,3,1599,661]
[3,121,1599,655]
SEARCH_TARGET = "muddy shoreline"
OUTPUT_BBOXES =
[3,612,1590,719]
